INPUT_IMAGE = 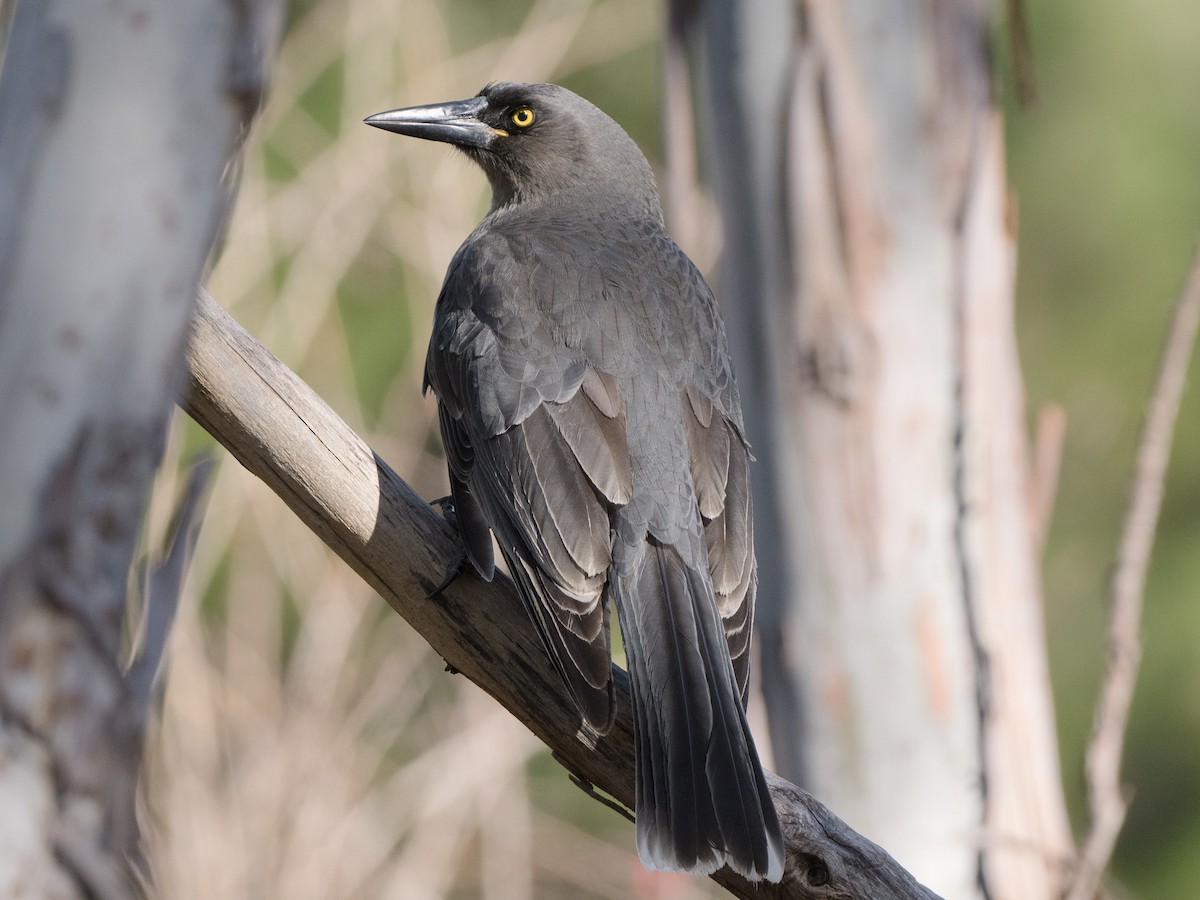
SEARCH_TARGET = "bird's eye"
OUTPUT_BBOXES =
[510,107,535,128]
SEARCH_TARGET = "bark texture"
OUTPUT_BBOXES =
[694,1,1074,896]
[0,1,276,896]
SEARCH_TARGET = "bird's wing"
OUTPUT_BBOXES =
[681,385,756,702]
[646,233,758,703]
[424,233,634,734]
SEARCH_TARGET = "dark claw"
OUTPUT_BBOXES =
[428,552,467,598]
[426,494,467,597]
[430,495,458,532]
[552,751,636,824]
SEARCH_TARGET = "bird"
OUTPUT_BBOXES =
[366,82,784,882]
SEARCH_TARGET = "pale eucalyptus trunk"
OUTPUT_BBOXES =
[692,2,1074,897]
[0,2,276,895]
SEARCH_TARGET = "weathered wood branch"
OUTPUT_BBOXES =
[128,455,216,724]
[182,288,941,900]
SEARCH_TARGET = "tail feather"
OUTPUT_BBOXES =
[695,585,780,876]
[504,550,615,736]
[615,539,784,882]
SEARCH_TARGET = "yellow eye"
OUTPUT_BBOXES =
[510,107,535,128]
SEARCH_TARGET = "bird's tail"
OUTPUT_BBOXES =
[613,538,784,882]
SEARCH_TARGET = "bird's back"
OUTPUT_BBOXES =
[390,80,784,881]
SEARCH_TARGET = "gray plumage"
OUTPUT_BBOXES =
[367,82,784,882]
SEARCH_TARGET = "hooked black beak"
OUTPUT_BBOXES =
[364,96,499,149]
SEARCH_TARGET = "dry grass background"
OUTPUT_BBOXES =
[133,1,720,897]
[108,0,1200,896]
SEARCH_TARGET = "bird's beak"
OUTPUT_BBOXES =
[364,96,499,149]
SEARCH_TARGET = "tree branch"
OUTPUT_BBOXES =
[182,288,942,900]
[1065,244,1200,900]
[128,455,216,725]
[1030,402,1067,553]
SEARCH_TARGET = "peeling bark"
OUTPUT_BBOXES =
[693,2,1073,897]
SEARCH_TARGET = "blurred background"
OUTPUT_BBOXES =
[138,0,1200,897]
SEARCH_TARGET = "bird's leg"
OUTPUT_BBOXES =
[428,494,468,598]
[428,554,467,598]
[552,752,636,824]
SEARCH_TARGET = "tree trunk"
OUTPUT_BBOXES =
[0,1,276,895]
[693,1,1074,897]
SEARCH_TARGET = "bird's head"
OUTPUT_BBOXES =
[366,82,661,216]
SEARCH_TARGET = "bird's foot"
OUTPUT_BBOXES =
[425,495,468,597]
[428,551,467,598]
[429,494,456,520]
[553,752,635,824]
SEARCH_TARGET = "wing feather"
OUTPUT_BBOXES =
[438,405,495,579]
[682,387,731,520]
[424,244,632,735]
[545,373,633,505]
[681,386,757,701]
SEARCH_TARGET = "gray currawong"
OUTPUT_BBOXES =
[367,81,784,882]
